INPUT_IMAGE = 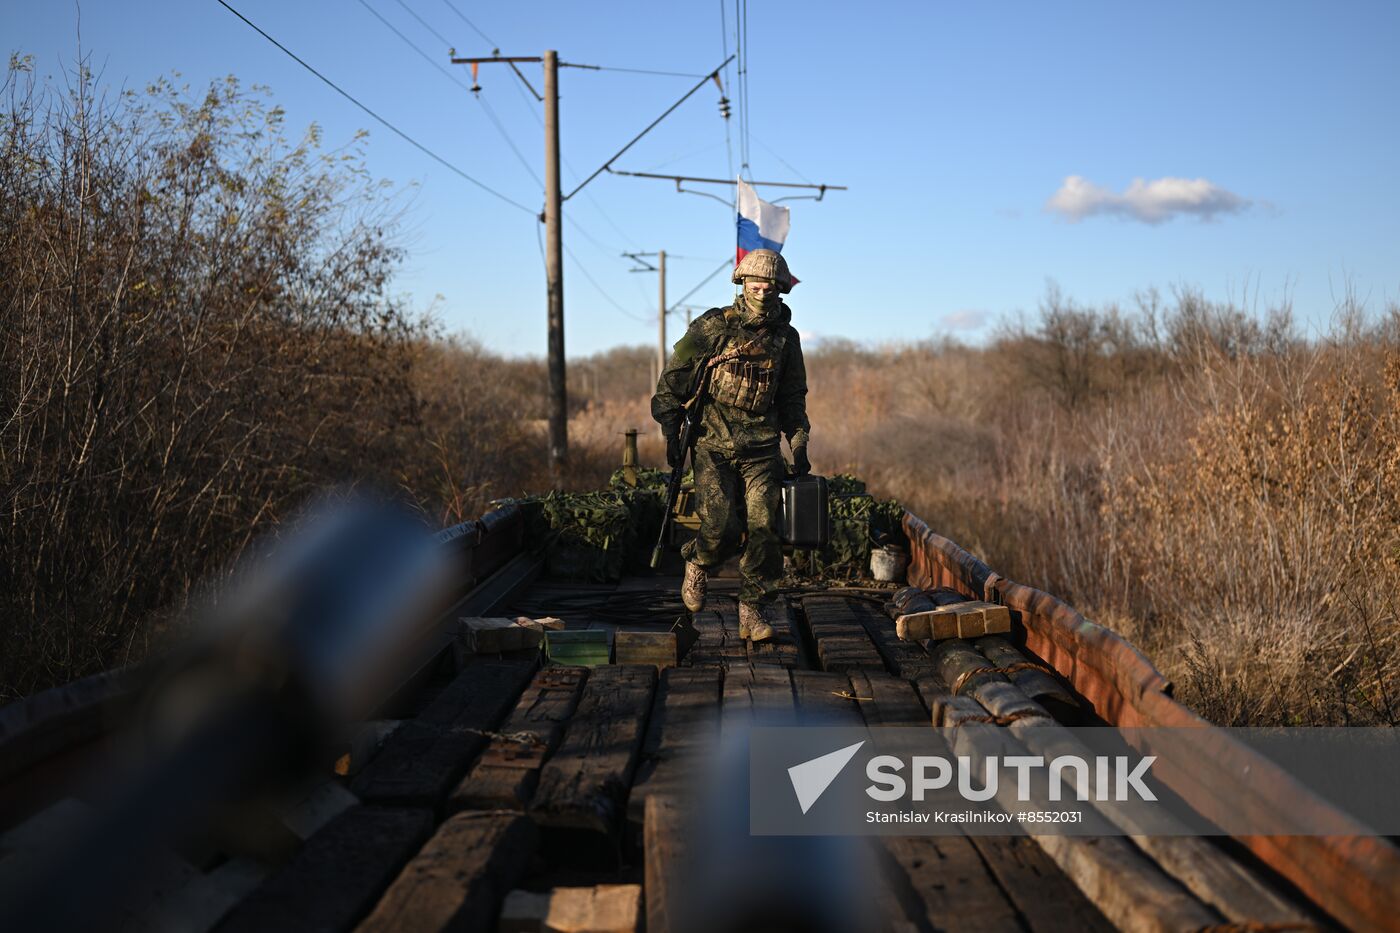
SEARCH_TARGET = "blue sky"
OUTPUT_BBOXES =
[7,1,1398,355]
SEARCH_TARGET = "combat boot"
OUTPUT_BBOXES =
[739,601,775,643]
[682,561,708,612]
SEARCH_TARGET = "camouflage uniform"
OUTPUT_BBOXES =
[652,299,810,605]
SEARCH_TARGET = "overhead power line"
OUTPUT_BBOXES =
[563,243,649,323]
[438,0,496,48]
[668,258,732,314]
[393,0,453,48]
[214,0,535,215]
[563,54,735,201]
[356,0,469,91]
[356,0,542,190]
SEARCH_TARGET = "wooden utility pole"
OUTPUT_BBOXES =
[451,50,569,474]
[657,250,667,377]
[542,50,567,472]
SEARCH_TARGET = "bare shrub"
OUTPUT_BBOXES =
[1,59,426,699]
[800,289,1398,725]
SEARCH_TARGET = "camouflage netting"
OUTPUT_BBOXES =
[507,470,902,583]
[506,470,667,582]
[789,474,906,581]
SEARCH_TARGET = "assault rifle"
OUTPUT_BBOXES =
[650,350,737,569]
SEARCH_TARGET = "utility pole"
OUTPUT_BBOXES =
[542,50,566,472]
[451,50,569,475]
[446,50,741,477]
[624,249,670,414]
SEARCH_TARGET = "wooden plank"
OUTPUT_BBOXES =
[499,884,641,933]
[628,667,722,823]
[643,795,689,933]
[614,631,677,668]
[896,600,1012,642]
[461,617,544,654]
[532,665,657,838]
[969,836,1116,933]
[357,811,537,932]
[847,671,928,726]
[215,805,433,933]
[449,666,589,813]
[800,597,885,672]
[875,834,1025,932]
[352,657,536,809]
[721,662,795,736]
[790,670,864,726]
[840,597,939,678]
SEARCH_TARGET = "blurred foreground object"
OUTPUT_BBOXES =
[647,724,878,933]
[0,494,454,932]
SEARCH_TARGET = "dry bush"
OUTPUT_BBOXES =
[406,337,550,523]
[1,60,429,699]
[799,286,1399,725]
[0,57,664,701]
[1105,311,1400,724]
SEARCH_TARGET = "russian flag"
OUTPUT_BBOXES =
[736,176,790,265]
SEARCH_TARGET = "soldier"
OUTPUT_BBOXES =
[651,248,811,642]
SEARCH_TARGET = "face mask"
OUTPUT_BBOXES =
[741,288,780,323]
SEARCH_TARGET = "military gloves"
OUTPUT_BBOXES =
[666,433,685,470]
[791,444,811,477]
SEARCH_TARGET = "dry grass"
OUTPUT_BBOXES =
[801,290,1400,725]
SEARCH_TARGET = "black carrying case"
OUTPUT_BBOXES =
[780,474,830,548]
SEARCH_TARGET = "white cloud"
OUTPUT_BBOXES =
[1047,175,1251,224]
[939,309,990,331]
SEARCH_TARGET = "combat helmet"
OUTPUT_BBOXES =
[732,249,793,294]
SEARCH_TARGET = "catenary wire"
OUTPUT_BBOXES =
[356,0,471,91]
[752,133,815,185]
[439,0,496,49]
[564,54,735,201]
[668,258,732,314]
[356,0,543,190]
[214,0,535,215]
[393,0,454,49]
[563,242,650,323]
[500,60,639,251]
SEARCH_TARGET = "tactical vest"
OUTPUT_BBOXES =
[708,328,788,413]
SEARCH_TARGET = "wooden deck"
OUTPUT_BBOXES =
[0,568,1325,932]
[206,571,1318,932]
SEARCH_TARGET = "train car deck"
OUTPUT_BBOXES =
[184,568,1315,933]
[5,494,1398,930]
